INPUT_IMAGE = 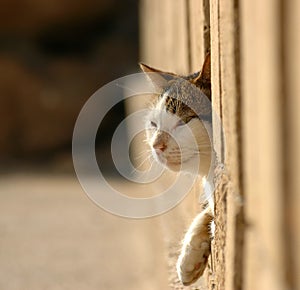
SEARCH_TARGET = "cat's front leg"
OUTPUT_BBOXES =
[176,207,213,286]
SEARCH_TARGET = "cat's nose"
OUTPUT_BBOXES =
[153,142,167,153]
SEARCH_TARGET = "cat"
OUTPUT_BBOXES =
[140,53,215,286]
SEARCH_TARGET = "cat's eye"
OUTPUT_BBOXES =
[176,120,186,127]
[150,121,157,128]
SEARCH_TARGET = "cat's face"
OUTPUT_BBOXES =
[140,54,212,175]
[145,90,211,174]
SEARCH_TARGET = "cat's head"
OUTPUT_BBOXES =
[140,54,212,175]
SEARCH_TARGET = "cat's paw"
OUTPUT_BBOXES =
[176,236,211,286]
[176,209,213,286]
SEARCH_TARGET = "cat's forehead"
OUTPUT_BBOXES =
[147,93,178,124]
[158,80,198,121]
[157,78,211,121]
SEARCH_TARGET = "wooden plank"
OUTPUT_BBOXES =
[189,0,210,71]
[218,0,243,289]
[210,0,222,160]
[209,1,226,289]
[140,0,189,74]
[241,0,286,288]
[284,0,300,288]
[209,0,243,289]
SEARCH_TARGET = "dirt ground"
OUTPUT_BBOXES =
[0,173,171,290]
[0,172,208,290]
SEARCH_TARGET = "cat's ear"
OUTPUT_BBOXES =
[190,53,211,100]
[139,63,176,90]
[198,52,211,86]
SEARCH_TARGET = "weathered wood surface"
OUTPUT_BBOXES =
[210,0,243,289]
[138,0,300,289]
[240,0,299,288]
[284,0,300,288]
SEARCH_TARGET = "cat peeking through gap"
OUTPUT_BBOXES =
[140,53,215,286]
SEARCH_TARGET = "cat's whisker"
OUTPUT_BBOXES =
[146,157,156,173]
[133,156,158,180]
[142,139,152,145]
[132,155,152,173]
[133,149,152,162]
[132,150,146,159]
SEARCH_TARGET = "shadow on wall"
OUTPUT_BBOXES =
[0,0,138,171]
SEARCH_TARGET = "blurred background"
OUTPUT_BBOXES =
[0,1,171,289]
[0,0,139,171]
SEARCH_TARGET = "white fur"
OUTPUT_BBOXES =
[176,207,212,285]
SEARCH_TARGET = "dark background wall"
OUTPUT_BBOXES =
[0,3,171,290]
[0,0,138,170]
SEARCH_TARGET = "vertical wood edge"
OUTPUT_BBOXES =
[283,0,300,287]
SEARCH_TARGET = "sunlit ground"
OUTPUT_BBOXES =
[0,172,169,290]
